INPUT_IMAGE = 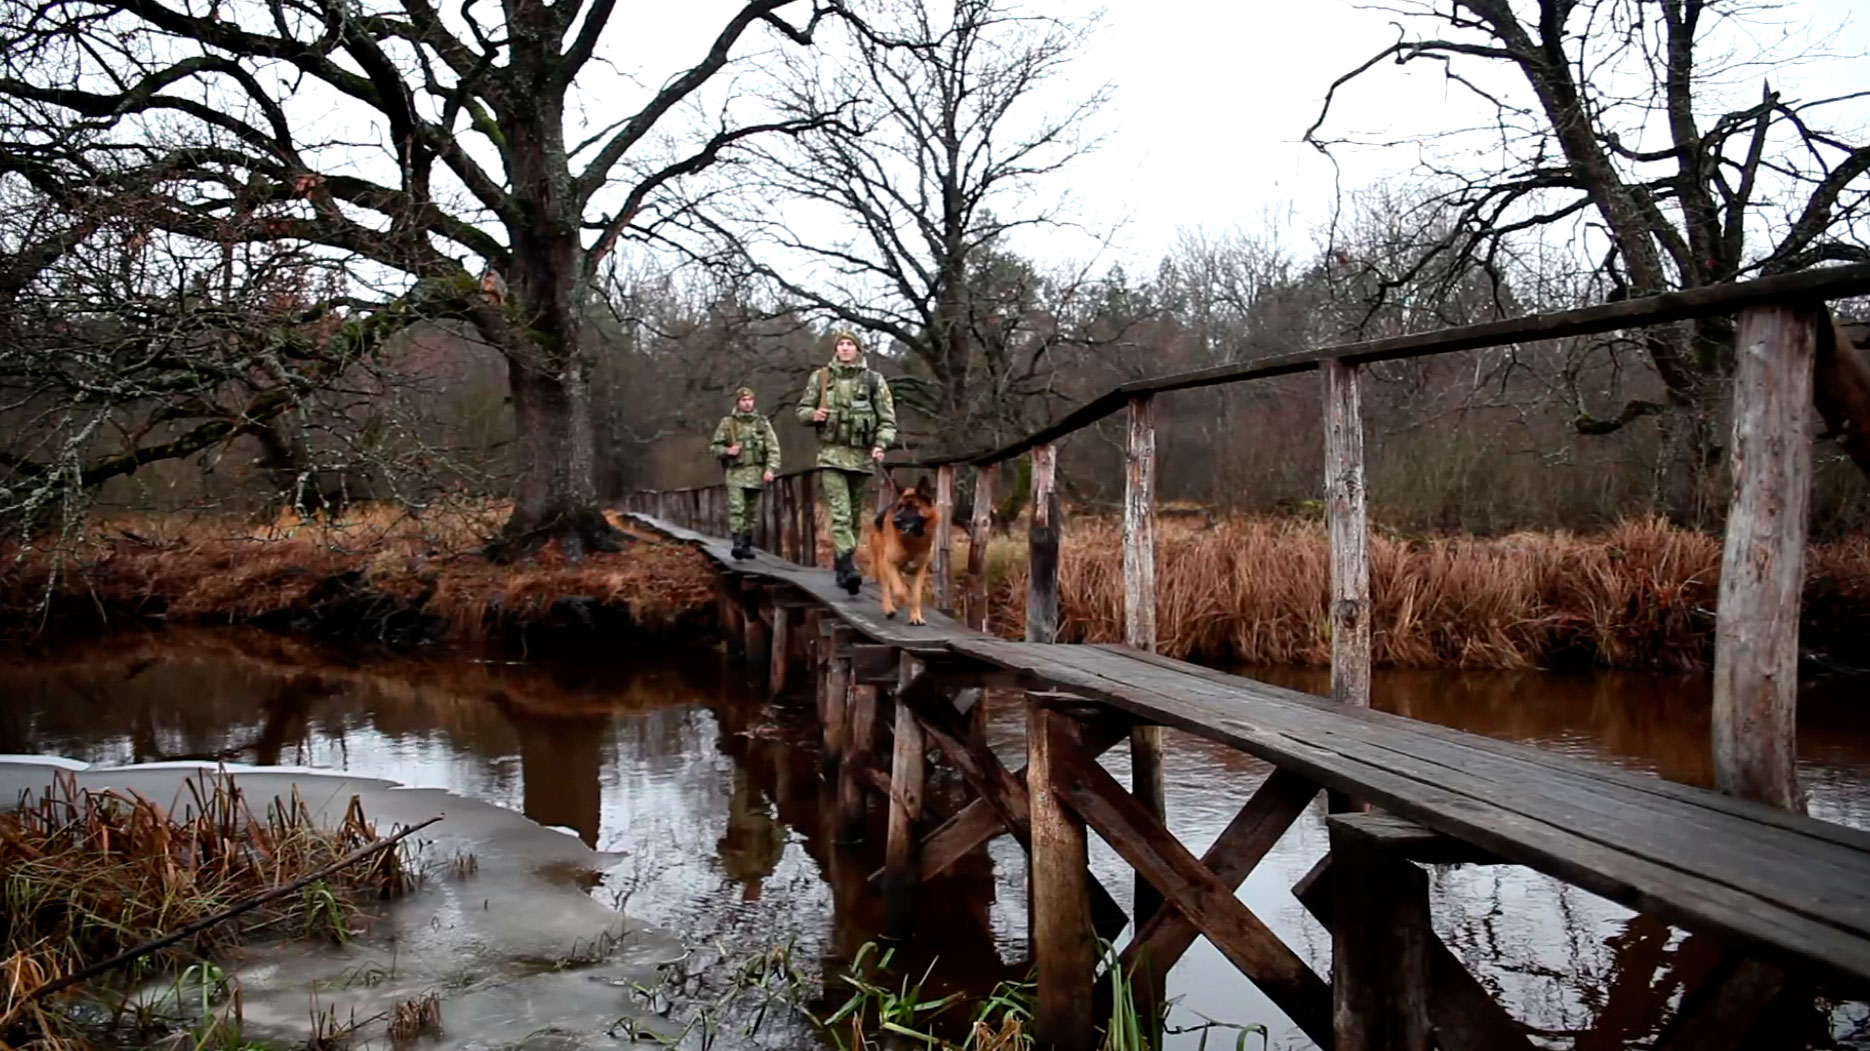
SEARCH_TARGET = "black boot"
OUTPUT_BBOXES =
[731,531,752,560]
[834,551,861,595]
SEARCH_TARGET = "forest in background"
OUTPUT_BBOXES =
[2,0,1868,557]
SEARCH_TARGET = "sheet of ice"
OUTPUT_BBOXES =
[0,760,690,1051]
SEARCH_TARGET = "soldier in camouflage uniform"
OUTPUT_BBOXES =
[797,331,897,594]
[709,387,781,560]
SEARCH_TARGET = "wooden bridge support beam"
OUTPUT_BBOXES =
[1712,302,1816,812]
[883,653,927,942]
[838,679,880,844]
[1327,814,1433,1051]
[740,582,770,682]
[822,625,851,780]
[934,464,956,613]
[966,464,995,631]
[769,604,791,699]
[1029,705,1095,1051]
[1123,394,1167,942]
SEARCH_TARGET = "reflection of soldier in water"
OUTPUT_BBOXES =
[716,764,786,901]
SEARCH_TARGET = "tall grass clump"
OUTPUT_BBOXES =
[1,770,415,1049]
[974,513,1870,671]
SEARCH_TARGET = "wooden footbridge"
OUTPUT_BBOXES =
[625,265,1870,1050]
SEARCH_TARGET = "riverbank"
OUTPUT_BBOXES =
[971,514,1870,671]
[8,506,1866,672]
[1,504,717,647]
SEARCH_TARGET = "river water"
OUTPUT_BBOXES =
[2,628,1866,1050]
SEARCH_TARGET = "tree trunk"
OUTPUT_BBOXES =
[497,353,624,560]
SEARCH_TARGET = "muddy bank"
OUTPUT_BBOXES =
[1,509,719,649]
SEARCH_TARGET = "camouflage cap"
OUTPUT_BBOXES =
[829,330,863,349]
[734,386,756,400]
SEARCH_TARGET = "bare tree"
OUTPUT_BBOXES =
[0,0,836,556]
[706,0,1107,449]
[1305,0,1870,519]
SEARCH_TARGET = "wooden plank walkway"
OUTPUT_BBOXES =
[631,509,1870,1049]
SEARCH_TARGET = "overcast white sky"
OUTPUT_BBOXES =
[1028,0,1870,268]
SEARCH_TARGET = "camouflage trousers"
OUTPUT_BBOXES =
[725,484,763,533]
[817,468,872,556]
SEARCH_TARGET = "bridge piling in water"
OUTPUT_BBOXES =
[624,264,1870,1051]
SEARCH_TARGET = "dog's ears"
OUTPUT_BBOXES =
[914,475,935,500]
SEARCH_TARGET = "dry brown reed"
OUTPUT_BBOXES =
[1,503,718,643]
[1,770,414,1048]
[978,514,1870,671]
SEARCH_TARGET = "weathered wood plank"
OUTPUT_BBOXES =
[1088,643,1870,854]
[883,654,927,941]
[1123,394,1167,936]
[1026,444,1060,644]
[1054,743,1334,1048]
[1330,813,1433,1051]
[1029,706,1096,1051]
[823,625,852,781]
[1120,767,1318,989]
[966,464,994,631]
[800,470,818,567]
[1713,302,1817,812]
[934,463,956,613]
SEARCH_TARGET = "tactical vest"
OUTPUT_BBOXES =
[818,367,882,450]
[724,414,766,464]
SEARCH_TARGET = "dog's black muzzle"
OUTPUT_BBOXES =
[892,508,927,537]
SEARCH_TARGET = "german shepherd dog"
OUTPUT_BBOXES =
[870,475,939,625]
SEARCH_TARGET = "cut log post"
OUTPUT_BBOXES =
[934,464,956,613]
[823,625,852,781]
[769,605,791,699]
[1323,357,1371,711]
[1324,357,1371,814]
[1123,394,1167,940]
[883,654,928,941]
[838,681,880,843]
[1329,813,1434,1051]
[966,464,995,631]
[1027,444,1060,645]
[1713,301,1817,812]
[1029,705,1095,1051]
[690,489,702,532]
[805,609,823,716]
[783,476,801,563]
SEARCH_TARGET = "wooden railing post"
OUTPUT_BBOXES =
[1027,445,1060,644]
[1713,302,1816,812]
[1324,358,1372,711]
[966,464,995,631]
[801,470,819,567]
[883,654,927,941]
[1329,815,1434,1051]
[934,464,956,612]
[1029,705,1094,1051]
[1123,395,1167,940]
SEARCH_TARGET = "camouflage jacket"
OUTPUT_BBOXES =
[709,411,781,488]
[795,354,897,471]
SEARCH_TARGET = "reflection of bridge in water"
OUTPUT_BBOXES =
[627,264,1870,1050]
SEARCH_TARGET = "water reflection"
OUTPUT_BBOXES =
[2,630,1866,1049]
